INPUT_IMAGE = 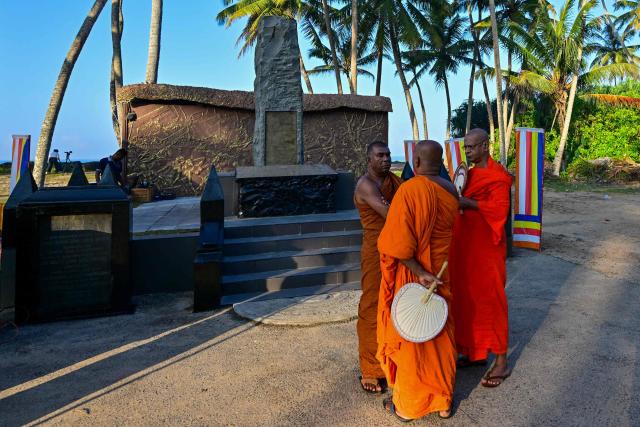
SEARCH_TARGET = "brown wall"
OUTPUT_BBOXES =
[128,102,388,196]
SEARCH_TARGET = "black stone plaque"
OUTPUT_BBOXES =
[14,185,132,323]
[266,111,297,165]
[35,214,113,318]
[236,165,338,218]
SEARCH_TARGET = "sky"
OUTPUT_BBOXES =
[0,0,568,162]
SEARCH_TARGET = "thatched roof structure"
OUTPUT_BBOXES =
[117,83,393,113]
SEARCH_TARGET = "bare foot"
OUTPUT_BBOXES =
[359,377,383,393]
[438,408,452,419]
[481,364,511,387]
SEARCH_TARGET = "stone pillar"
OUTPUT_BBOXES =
[253,16,304,166]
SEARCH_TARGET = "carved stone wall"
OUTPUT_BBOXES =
[119,84,391,196]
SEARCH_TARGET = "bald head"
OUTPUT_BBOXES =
[464,128,490,165]
[413,140,443,175]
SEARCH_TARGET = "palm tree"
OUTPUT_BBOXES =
[145,0,162,83]
[590,23,640,71]
[509,0,640,175]
[350,0,359,93]
[405,3,474,139]
[217,0,316,94]
[319,0,344,93]
[488,0,507,163]
[33,0,108,187]
[110,0,124,140]
[614,0,640,36]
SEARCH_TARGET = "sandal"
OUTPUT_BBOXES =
[358,376,386,394]
[456,356,487,368]
[481,370,511,388]
[383,397,414,423]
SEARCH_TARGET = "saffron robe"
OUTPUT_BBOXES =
[355,173,402,379]
[450,157,512,361]
[377,176,458,418]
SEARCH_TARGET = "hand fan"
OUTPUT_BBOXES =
[391,261,449,343]
[453,162,468,214]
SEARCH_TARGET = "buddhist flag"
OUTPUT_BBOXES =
[445,137,466,180]
[513,128,544,251]
[403,140,418,170]
[10,135,30,192]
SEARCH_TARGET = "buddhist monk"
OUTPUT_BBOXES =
[377,141,458,421]
[449,128,513,387]
[354,141,402,394]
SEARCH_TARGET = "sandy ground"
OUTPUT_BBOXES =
[542,189,640,283]
[1,187,639,426]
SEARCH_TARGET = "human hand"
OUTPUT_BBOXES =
[416,270,443,288]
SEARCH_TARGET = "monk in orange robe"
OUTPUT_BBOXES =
[377,141,458,421]
[450,128,513,387]
[354,141,402,393]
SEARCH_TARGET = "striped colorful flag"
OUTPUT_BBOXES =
[513,128,545,251]
[445,137,467,179]
[403,140,418,169]
[10,135,31,192]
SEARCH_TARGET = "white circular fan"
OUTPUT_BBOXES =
[391,262,449,343]
[454,162,469,196]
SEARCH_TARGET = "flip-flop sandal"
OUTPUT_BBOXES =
[481,371,511,388]
[456,357,488,368]
[383,397,414,423]
[358,376,386,394]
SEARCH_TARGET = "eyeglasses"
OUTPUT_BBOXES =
[463,141,487,150]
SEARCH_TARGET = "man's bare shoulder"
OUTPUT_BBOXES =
[355,175,376,197]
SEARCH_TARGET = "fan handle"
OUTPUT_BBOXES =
[420,261,449,305]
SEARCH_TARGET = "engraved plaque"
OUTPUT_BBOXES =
[36,214,113,317]
[266,111,297,165]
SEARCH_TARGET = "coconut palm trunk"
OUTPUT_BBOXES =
[300,55,314,94]
[466,51,476,133]
[145,0,162,83]
[413,71,429,138]
[375,45,384,96]
[110,0,124,140]
[321,0,343,94]
[488,0,507,164]
[553,0,586,176]
[470,6,495,144]
[444,73,452,140]
[350,0,358,94]
[389,22,420,140]
[33,0,108,187]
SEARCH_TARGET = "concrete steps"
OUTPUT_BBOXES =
[221,210,362,297]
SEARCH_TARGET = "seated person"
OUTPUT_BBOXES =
[95,148,127,186]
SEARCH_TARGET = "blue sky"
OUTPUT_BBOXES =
[0,0,569,162]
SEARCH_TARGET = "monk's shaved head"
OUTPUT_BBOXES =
[465,128,489,145]
[413,140,443,175]
[464,128,490,165]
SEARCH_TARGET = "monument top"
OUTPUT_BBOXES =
[236,164,337,180]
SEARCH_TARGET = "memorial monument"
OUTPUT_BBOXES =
[235,16,338,218]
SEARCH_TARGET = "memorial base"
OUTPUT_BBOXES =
[236,165,338,218]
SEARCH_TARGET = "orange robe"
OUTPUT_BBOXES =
[450,157,512,361]
[355,173,402,379]
[377,176,458,418]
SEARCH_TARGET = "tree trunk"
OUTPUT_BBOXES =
[110,0,124,141]
[390,23,420,140]
[471,7,495,145]
[321,0,343,94]
[488,0,507,163]
[300,55,314,94]
[145,0,162,83]
[413,71,429,139]
[503,49,512,134]
[505,94,519,157]
[553,1,586,176]
[33,0,108,187]
[465,5,476,133]
[350,0,358,94]
[375,44,383,96]
[466,52,476,133]
[444,73,452,140]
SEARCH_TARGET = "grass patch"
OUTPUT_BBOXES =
[544,176,640,193]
